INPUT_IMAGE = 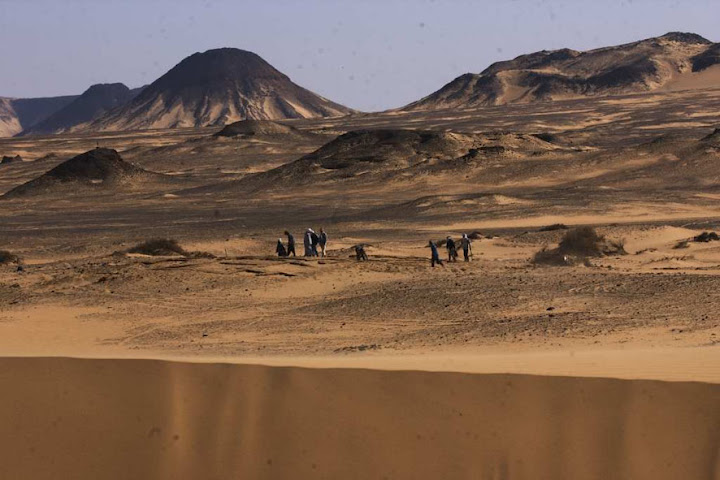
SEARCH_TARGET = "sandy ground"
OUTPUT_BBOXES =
[1,89,720,478]
[0,357,718,480]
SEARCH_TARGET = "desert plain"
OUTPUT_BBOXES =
[2,82,720,478]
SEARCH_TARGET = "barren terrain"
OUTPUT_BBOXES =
[2,85,720,479]
[1,88,720,364]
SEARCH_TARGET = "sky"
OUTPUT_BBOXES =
[0,0,717,111]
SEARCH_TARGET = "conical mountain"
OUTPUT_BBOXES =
[403,32,719,111]
[82,48,354,131]
[21,83,141,136]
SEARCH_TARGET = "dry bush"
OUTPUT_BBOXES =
[693,231,720,243]
[532,247,576,266]
[0,250,19,264]
[533,227,625,266]
[673,240,690,249]
[557,226,605,256]
[128,239,188,256]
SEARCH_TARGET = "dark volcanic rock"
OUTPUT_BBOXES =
[692,43,720,72]
[214,119,301,138]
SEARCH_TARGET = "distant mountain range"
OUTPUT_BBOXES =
[1,95,78,137]
[402,32,720,111]
[2,32,718,137]
[19,84,145,136]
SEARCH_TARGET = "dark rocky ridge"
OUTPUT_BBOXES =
[201,128,562,194]
[403,32,719,110]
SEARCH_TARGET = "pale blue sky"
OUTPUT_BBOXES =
[0,0,717,110]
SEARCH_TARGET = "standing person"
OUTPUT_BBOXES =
[460,233,473,262]
[318,228,328,257]
[276,238,287,257]
[284,230,296,257]
[429,240,444,268]
[310,229,320,257]
[446,236,458,262]
[304,229,313,257]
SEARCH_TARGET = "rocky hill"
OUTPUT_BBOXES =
[198,128,564,194]
[21,84,142,136]
[2,148,163,198]
[81,48,354,132]
[403,32,720,110]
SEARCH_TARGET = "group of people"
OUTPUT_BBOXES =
[428,234,473,267]
[276,229,328,258]
[276,229,473,267]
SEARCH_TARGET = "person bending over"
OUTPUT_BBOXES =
[276,238,287,257]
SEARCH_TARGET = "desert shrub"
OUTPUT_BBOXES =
[0,250,19,264]
[532,246,575,266]
[607,238,627,255]
[128,239,187,256]
[557,226,605,257]
[539,223,568,232]
[468,231,483,240]
[673,240,690,249]
[532,227,625,266]
[693,231,720,243]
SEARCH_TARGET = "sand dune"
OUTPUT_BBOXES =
[0,356,717,480]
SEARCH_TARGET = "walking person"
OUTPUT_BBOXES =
[318,228,328,257]
[284,230,296,257]
[310,229,320,257]
[460,233,473,262]
[429,240,444,268]
[304,229,314,257]
[446,236,458,262]
[276,238,287,257]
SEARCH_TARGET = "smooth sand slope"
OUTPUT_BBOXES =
[0,357,718,480]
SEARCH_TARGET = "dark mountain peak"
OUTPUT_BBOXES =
[141,47,286,97]
[81,48,353,131]
[482,48,580,75]
[83,83,130,96]
[658,32,712,44]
